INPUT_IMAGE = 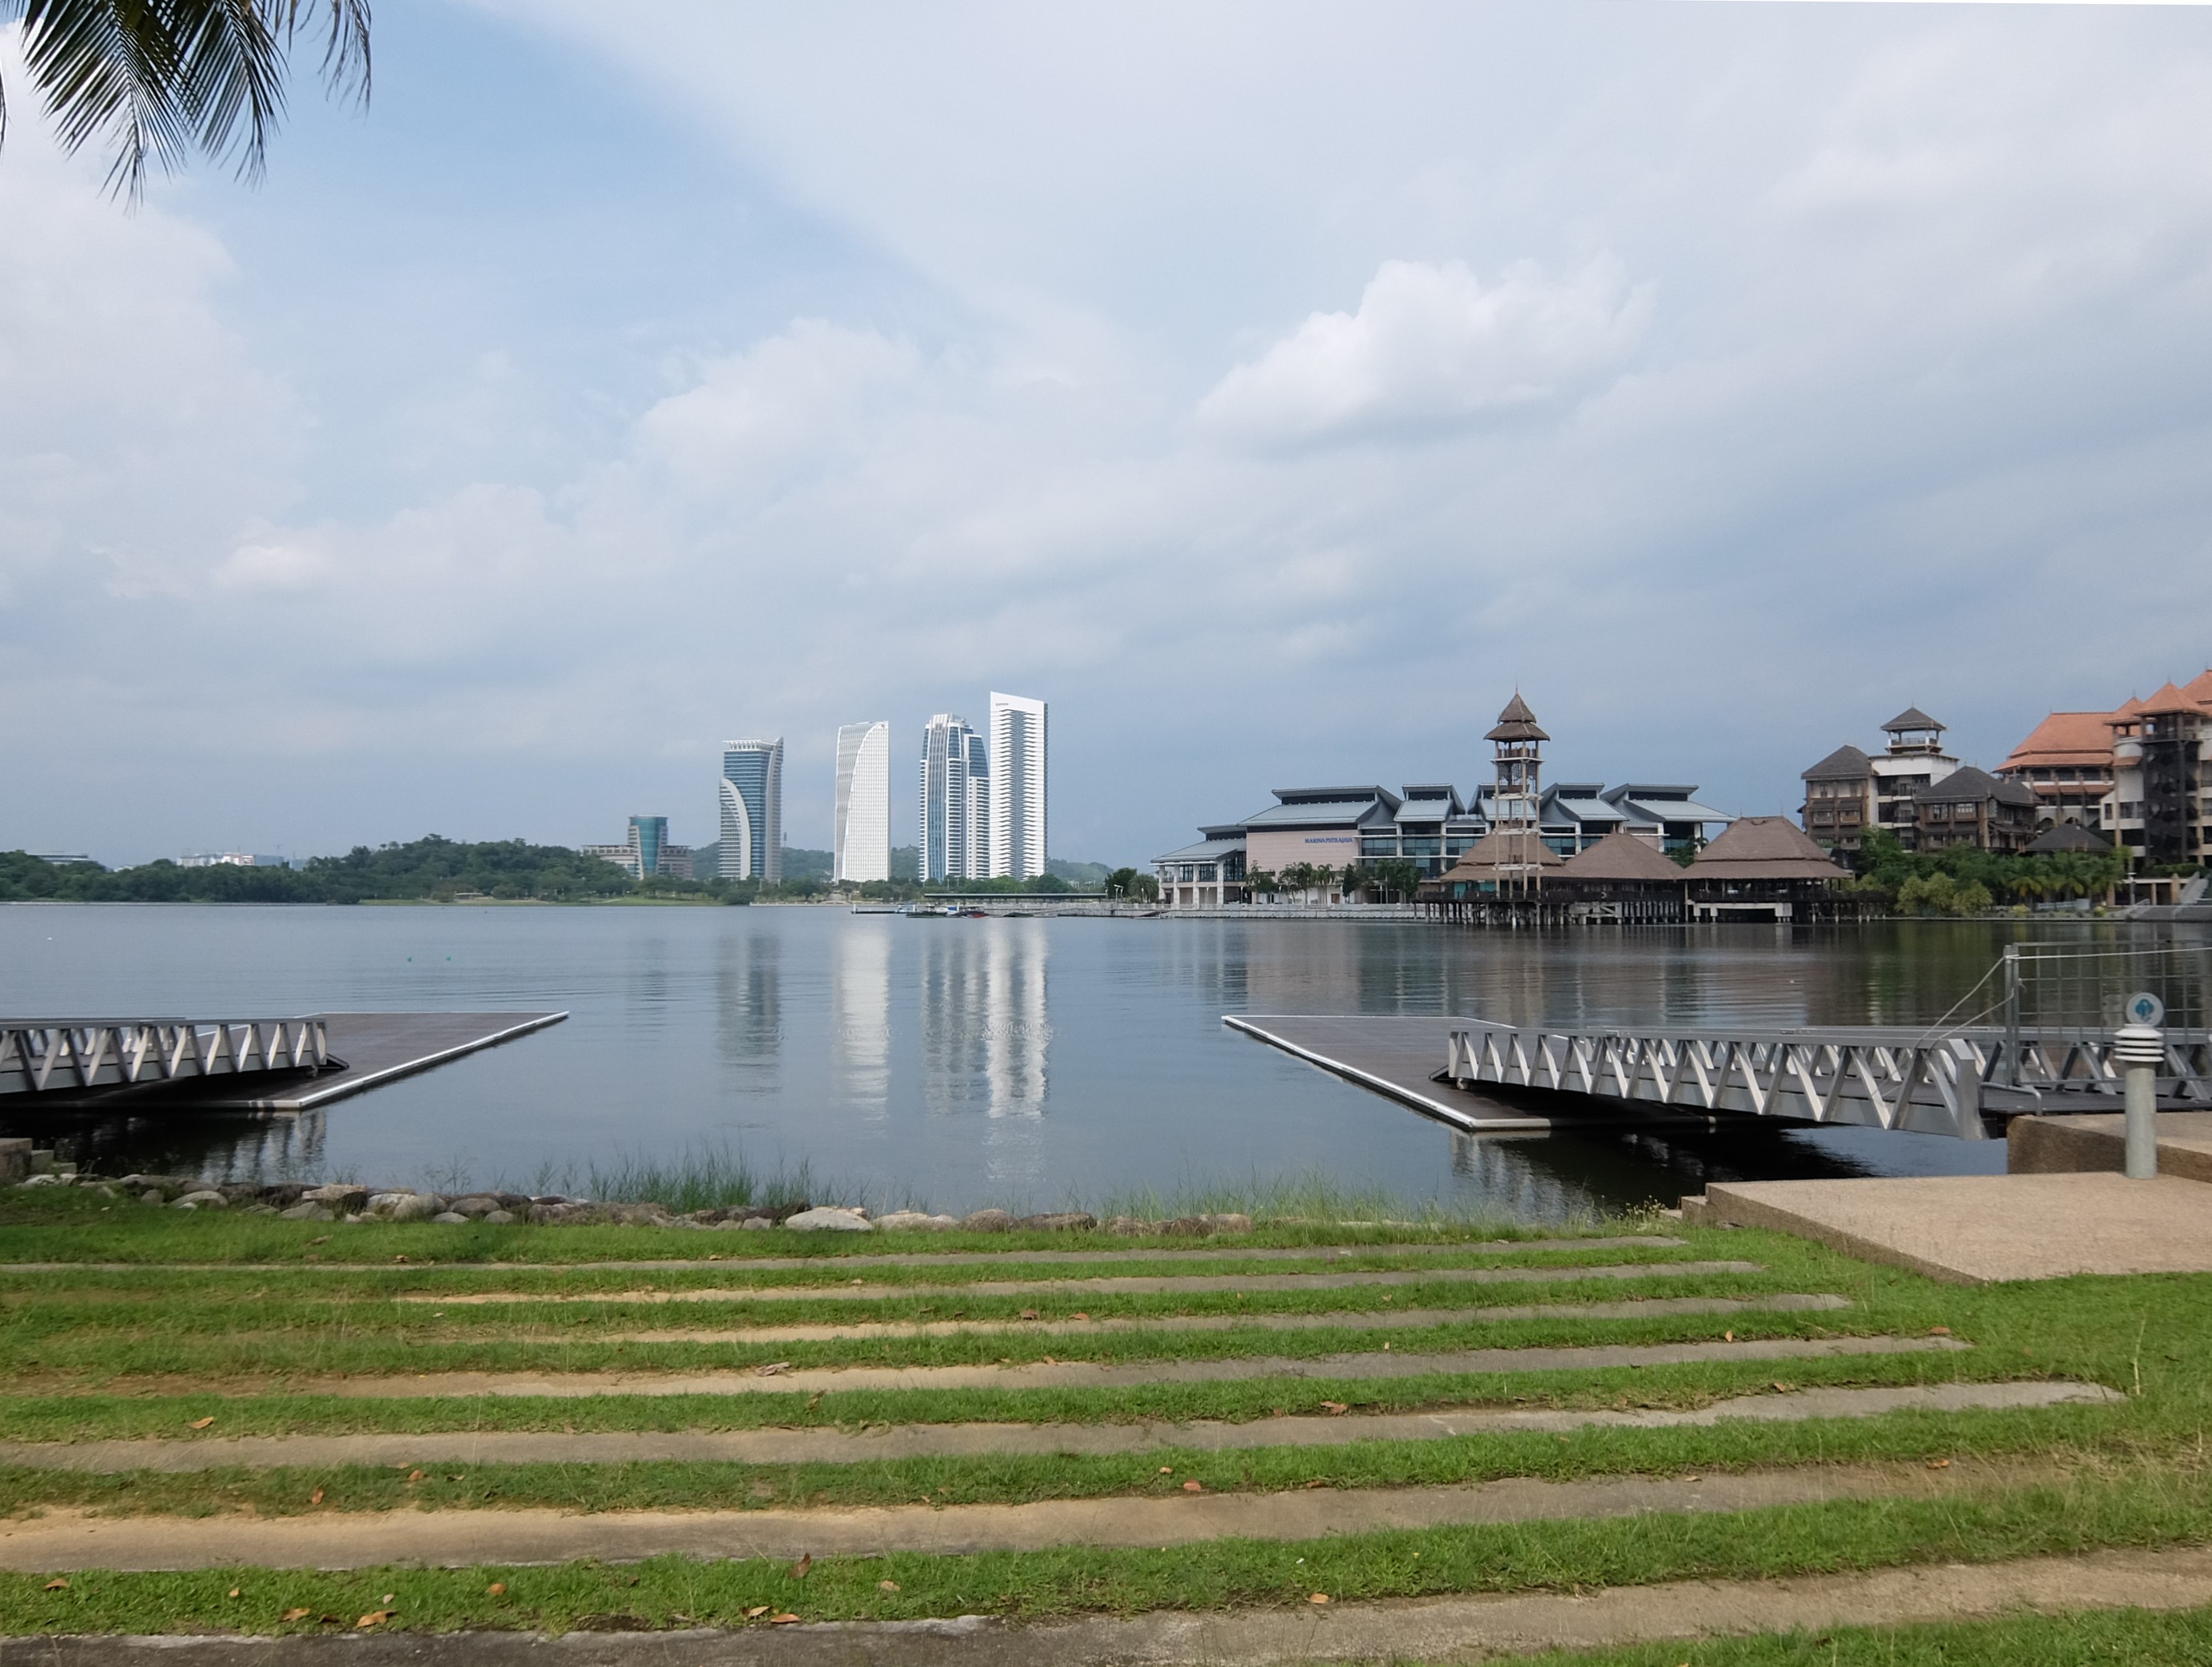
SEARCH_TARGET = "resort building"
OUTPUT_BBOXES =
[1911,768,2035,854]
[1551,829,1692,923]
[1999,670,2212,861]
[1685,816,1849,922]
[987,692,1047,880]
[1153,825,1248,909]
[1244,786,1402,887]
[1601,784,1731,855]
[833,720,892,883]
[1799,707,1961,853]
[919,714,988,882]
[1538,783,1626,855]
[719,738,783,883]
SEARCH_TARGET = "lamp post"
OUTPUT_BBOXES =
[2114,991,2166,1181]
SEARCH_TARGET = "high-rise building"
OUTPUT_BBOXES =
[919,714,989,882]
[988,692,1047,879]
[628,816,668,878]
[834,720,893,883]
[719,739,783,883]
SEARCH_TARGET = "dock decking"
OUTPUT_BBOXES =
[1226,1015,1556,1132]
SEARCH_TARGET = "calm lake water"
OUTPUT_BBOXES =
[2,905,2199,1219]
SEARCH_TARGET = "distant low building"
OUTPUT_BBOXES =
[1999,670,2212,863]
[1152,825,1247,909]
[1800,707,1962,853]
[583,818,691,880]
[180,851,287,867]
[1687,816,1849,922]
[1912,768,2035,854]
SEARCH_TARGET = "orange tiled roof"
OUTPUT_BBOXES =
[2185,668,2212,709]
[2142,680,2202,716]
[2000,710,2122,772]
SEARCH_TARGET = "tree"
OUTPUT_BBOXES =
[2,0,371,198]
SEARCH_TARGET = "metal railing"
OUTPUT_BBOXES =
[0,1019,330,1098]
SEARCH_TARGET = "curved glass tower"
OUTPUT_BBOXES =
[719,739,783,883]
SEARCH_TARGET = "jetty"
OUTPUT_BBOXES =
[0,1011,565,1114]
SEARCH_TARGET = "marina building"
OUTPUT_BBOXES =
[584,816,692,880]
[920,714,988,882]
[719,738,783,883]
[1685,817,1849,922]
[1911,768,2035,855]
[1799,707,1961,853]
[1152,825,1247,910]
[2000,671,2212,863]
[988,692,1048,880]
[833,720,892,883]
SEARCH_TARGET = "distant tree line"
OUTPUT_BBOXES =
[0,839,636,904]
[1846,831,2130,916]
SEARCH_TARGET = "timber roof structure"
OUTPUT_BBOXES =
[1556,831,1687,884]
[1485,692,1549,743]
[1686,816,1843,883]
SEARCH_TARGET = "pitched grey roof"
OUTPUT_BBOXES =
[1883,706,1944,732]
[2023,822,2113,854]
[1154,836,1246,863]
[1802,744,1872,781]
[1242,799,1398,830]
[1687,816,1845,882]
[1912,765,2035,808]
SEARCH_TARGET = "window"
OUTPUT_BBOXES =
[1198,864,1218,882]
[1178,864,1195,882]
[1360,837,1397,858]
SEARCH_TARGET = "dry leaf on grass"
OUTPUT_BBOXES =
[356,1611,395,1629]
[42,1579,68,1591]
[789,1553,812,1580]
[1072,1312,1090,1321]
[755,1362,793,1378]
[1321,1401,1349,1415]
[1304,1479,1327,1490]
[1019,1308,1040,1320]
[1182,1480,1204,1493]
[228,1587,241,1598]
[189,1417,216,1430]
[486,1583,507,1597]
[770,1613,800,1625]
[1308,1593,1330,1605]
[1158,1466,1174,1475]
[309,1488,325,1505]
[1927,1458,1953,1470]
[1929,1326,1952,1336]
[281,1609,312,1621]
[879,1580,900,1592]
[744,1606,770,1619]
[407,1470,424,1484]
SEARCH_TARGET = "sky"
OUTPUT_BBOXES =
[3,1,2211,867]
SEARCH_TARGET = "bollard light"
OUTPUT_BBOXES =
[2113,1021,2165,1180]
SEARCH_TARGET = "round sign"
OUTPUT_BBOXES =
[2124,991,2166,1028]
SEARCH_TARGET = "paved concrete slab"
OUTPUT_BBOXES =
[2009,1112,2212,1184]
[612,1294,1848,1346]
[0,1455,2043,1570]
[393,1261,1760,1306]
[1693,1174,2212,1284]
[0,1381,2110,1474]
[320,1334,1965,1398]
[25,1543,2210,1665]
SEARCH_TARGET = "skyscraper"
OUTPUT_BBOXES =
[833,720,892,883]
[628,816,668,878]
[719,738,783,883]
[988,692,1047,879]
[919,714,988,882]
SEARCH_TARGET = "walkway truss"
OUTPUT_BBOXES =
[1443,1021,2212,1141]
[0,1019,331,1099]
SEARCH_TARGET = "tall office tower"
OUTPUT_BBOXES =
[628,816,669,878]
[988,692,1047,879]
[833,720,892,883]
[719,739,783,883]
[963,727,990,877]
[919,714,987,882]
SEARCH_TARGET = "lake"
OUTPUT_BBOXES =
[2,905,2194,1220]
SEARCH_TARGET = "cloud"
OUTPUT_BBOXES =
[1194,257,1652,449]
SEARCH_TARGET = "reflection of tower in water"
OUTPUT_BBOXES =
[919,923,1050,1121]
[831,924,892,1114]
[714,927,782,1094]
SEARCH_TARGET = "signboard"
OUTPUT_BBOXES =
[2123,991,2166,1028]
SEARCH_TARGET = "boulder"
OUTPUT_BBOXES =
[740,1216,774,1230]
[387,1194,443,1222]
[18,1174,63,1189]
[481,1209,516,1226]
[432,1211,470,1225]
[448,1195,502,1219]
[256,1183,308,1209]
[1162,1216,1214,1237]
[301,1185,369,1214]
[783,1206,873,1232]
[141,1188,165,1206]
[279,1202,335,1222]
[875,1211,959,1231]
[961,1208,1015,1233]
[173,1190,228,1209]
[1202,1212,1253,1234]
[1014,1211,1096,1233]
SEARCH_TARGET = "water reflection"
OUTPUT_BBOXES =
[715,924,782,1090]
[831,923,891,1114]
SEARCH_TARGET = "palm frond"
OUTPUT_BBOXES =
[2,0,370,199]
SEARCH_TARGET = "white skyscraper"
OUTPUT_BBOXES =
[919,714,989,882]
[719,738,783,883]
[833,720,892,883]
[988,691,1047,880]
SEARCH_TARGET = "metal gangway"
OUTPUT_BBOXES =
[1444,939,2212,1140]
[0,1019,332,1099]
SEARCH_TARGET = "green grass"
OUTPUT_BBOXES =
[2,1474,2210,1633]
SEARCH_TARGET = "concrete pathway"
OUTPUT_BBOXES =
[1695,1173,2212,1282]
[321,1334,1965,1398]
[612,1293,1847,1345]
[391,1261,1760,1306]
[22,1542,2205,1665]
[0,1456,2047,1571]
[0,1381,2111,1473]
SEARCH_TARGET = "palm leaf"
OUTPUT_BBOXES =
[0,0,370,198]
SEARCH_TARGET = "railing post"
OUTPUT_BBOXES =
[2115,1023,2164,1178]
[2001,944,2021,1088]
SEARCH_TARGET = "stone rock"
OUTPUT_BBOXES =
[481,1209,516,1226]
[366,1192,413,1214]
[1105,1215,1152,1234]
[448,1195,501,1218]
[255,1183,308,1209]
[1202,1213,1253,1234]
[432,1211,470,1225]
[875,1210,960,1231]
[387,1194,442,1222]
[1015,1211,1096,1233]
[740,1216,773,1230]
[18,1174,63,1189]
[1162,1216,1214,1237]
[783,1206,874,1232]
[242,1203,278,1216]
[302,1185,369,1214]
[173,1190,228,1209]
[279,1202,335,1222]
[961,1208,1015,1232]
[141,1188,165,1205]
